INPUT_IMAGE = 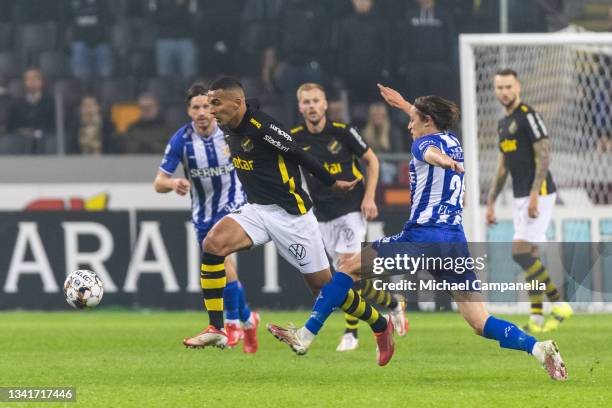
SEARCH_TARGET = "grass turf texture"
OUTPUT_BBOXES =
[0,311,610,408]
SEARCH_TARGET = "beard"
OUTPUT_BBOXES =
[501,96,516,108]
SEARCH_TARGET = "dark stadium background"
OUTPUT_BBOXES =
[1,0,610,311]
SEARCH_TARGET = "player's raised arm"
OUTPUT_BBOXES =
[262,122,358,192]
[423,147,464,173]
[377,83,413,115]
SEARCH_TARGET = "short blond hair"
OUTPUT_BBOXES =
[296,82,326,101]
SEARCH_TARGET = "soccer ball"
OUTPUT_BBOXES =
[63,270,104,309]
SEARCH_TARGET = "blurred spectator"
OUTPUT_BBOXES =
[5,68,56,154]
[394,0,458,102]
[196,0,243,77]
[148,0,198,79]
[327,91,351,123]
[12,0,59,24]
[0,0,14,24]
[507,0,548,33]
[115,0,147,19]
[333,0,390,105]
[65,0,114,81]
[263,0,331,123]
[451,0,500,33]
[239,0,281,77]
[118,93,171,154]
[361,102,407,153]
[68,95,112,154]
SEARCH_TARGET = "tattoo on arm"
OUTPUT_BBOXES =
[487,153,508,205]
[531,139,551,194]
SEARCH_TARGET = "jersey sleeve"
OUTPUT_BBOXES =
[523,110,549,143]
[344,126,369,156]
[412,136,439,162]
[262,121,336,186]
[159,130,184,175]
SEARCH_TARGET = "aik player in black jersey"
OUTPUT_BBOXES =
[188,77,395,365]
[293,83,408,352]
[487,69,572,333]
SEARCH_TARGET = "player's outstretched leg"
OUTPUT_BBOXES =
[183,252,228,349]
[267,271,395,366]
[361,280,409,337]
[455,294,568,381]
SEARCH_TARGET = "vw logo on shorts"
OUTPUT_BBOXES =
[289,243,306,260]
[341,227,355,243]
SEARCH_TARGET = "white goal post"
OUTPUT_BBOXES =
[459,32,612,243]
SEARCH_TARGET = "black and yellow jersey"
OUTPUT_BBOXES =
[221,108,336,215]
[292,120,369,222]
[497,103,556,198]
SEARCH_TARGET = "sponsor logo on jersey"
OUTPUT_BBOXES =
[509,120,518,135]
[241,137,254,152]
[250,117,262,129]
[323,162,342,175]
[232,156,255,171]
[263,134,290,152]
[270,124,292,141]
[190,164,235,178]
[327,138,342,154]
[500,139,517,152]
[448,146,464,161]
[222,144,231,157]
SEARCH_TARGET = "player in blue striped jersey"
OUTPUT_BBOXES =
[337,84,568,381]
[154,84,259,352]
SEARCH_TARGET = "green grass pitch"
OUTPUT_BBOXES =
[1,311,610,407]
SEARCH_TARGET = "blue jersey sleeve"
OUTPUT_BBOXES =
[411,136,439,162]
[159,127,187,175]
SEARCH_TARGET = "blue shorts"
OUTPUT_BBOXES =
[373,223,478,289]
[195,212,230,246]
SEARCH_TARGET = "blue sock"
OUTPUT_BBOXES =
[483,315,537,354]
[223,280,240,321]
[237,281,252,322]
[305,272,354,335]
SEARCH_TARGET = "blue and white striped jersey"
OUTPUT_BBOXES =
[408,131,465,227]
[160,122,246,231]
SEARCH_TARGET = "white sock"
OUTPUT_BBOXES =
[297,327,315,349]
[530,314,545,326]
[531,342,546,364]
[226,318,240,326]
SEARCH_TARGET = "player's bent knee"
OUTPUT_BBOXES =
[202,232,230,256]
[303,269,332,296]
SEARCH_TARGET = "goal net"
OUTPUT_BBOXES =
[459,32,612,310]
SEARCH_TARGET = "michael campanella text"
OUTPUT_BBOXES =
[373,279,546,293]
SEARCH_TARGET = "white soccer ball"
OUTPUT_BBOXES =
[63,270,104,309]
